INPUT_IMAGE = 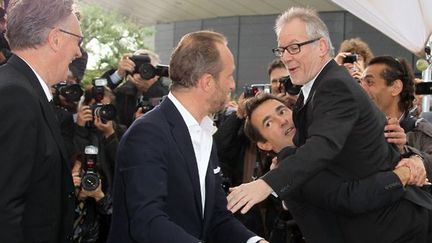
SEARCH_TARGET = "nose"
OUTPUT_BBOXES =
[75,46,82,59]
[230,78,236,91]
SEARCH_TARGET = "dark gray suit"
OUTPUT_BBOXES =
[263,60,432,243]
[107,97,255,243]
[0,55,75,242]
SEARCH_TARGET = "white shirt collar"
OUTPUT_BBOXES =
[167,92,214,132]
[19,56,53,102]
[300,59,332,104]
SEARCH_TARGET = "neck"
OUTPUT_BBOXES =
[14,48,54,86]
[171,89,208,123]
[384,103,403,120]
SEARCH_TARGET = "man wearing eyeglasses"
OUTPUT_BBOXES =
[227,7,432,243]
[0,0,82,242]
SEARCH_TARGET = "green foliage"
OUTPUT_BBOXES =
[79,4,154,82]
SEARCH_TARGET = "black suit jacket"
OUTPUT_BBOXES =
[0,55,75,242]
[263,60,432,243]
[107,97,255,243]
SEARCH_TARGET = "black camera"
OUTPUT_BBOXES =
[279,76,302,95]
[81,145,100,191]
[415,82,432,95]
[136,96,164,114]
[343,54,358,64]
[129,54,169,80]
[87,78,117,125]
[244,84,271,98]
[53,81,83,102]
[90,103,117,123]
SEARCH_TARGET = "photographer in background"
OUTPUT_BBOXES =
[72,80,124,242]
[101,49,168,127]
[52,48,88,160]
[71,147,112,243]
[334,37,374,81]
[0,6,10,64]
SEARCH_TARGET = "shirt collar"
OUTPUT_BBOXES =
[19,56,53,102]
[167,92,214,133]
[300,59,331,104]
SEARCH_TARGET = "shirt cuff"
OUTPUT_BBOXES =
[247,236,264,243]
[109,70,122,84]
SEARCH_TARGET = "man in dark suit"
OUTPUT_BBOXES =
[0,0,83,242]
[227,7,432,243]
[107,30,267,243]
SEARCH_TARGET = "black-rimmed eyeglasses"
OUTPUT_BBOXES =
[272,38,320,57]
[59,28,84,46]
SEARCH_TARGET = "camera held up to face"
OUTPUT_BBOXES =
[129,54,169,80]
[89,78,117,125]
[81,145,100,191]
[244,84,272,98]
[279,76,302,95]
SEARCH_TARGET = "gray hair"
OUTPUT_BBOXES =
[275,7,334,57]
[6,0,76,50]
[133,49,161,65]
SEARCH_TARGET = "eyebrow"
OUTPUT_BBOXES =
[261,104,286,126]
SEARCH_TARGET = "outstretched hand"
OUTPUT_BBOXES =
[226,179,273,214]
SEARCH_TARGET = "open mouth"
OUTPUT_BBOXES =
[285,127,295,135]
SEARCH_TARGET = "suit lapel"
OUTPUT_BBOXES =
[162,99,204,217]
[8,55,70,168]
[202,144,217,233]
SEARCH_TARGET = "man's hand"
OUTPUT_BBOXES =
[117,53,135,78]
[94,116,115,138]
[129,73,158,92]
[76,105,93,127]
[396,156,428,186]
[384,117,406,153]
[226,179,272,214]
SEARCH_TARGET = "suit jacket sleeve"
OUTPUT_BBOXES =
[275,146,405,215]
[118,121,200,243]
[263,77,361,197]
[0,85,39,242]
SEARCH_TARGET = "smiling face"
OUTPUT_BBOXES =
[250,99,295,153]
[278,18,328,86]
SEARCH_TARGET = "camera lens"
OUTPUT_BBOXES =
[59,84,83,102]
[94,104,117,121]
[81,172,100,191]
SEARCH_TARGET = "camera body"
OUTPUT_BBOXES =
[279,76,302,95]
[129,54,169,80]
[244,84,271,98]
[81,145,100,191]
[415,82,432,95]
[343,54,358,64]
[87,78,117,126]
[53,81,83,102]
[136,96,164,114]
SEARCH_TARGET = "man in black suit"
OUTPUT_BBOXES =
[0,0,82,242]
[107,30,267,243]
[227,7,432,243]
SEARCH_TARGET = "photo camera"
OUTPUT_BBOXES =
[279,76,302,95]
[136,96,164,114]
[244,84,271,98]
[81,145,100,191]
[129,54,169,80]
[415,82,432,95]
[53,81,83,102]
[343,54,358,64]
[89,78,117,124]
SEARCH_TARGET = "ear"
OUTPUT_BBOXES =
[318,38,329,57]
[257,141,273,152]
[197,73,214,92]
[391,79,403,97]
[46,28,61,52]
